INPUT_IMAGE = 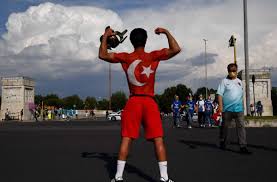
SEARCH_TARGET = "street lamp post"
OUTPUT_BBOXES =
[203,39,208,99]
[252,75,256,116]
[109,63,111,110]
[244,0,251,116]
[229,35,237,64]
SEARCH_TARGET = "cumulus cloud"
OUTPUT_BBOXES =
[0,2,123,79]
[250,28,277,69]
[0,0,276,97]
[120,0,277,92]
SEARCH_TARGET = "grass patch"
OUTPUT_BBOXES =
[245,116,277,121]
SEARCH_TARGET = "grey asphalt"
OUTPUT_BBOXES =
[0,118,276,182]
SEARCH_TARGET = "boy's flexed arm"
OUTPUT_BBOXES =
[98,27,117,63]
[155,27,181,59]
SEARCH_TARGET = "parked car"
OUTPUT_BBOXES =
[107,110,122,121]
[180,111,198,122]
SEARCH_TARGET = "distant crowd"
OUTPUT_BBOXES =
[169,94,263,129]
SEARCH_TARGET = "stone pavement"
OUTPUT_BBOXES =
[0,118,276,182]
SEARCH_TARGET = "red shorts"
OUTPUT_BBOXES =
[121,96,163,139]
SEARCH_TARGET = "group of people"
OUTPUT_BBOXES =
[250,101,264,116]
[3,108,24,121]
[30,107,79,121]
[171,94,221,129]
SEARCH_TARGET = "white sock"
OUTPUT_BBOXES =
[115,160,126,179]
[159,161,168,181]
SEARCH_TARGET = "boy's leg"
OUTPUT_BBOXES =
[112,138,131,181]
[153,137,168,181]
[153,137,167,161]
[118,137,132,160]
[114,137,132,180]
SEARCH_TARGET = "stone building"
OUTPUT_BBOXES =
[1,77,35,121]
[238,69,273,116]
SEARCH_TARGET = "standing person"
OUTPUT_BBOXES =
[196,94,205,127]
[75,109,79,119]
[5,108,10,121]
[217,63,251,154]
[106,110,109,119]
[204,95,213,127]
[171,95,182,128]
[185,95,195,129]
[20,109,23,121]
[58,107,62,119]
[256,101,263,116]
[33,108,37,122]
[99,26,180,182]
[250,104,255,116]
[47,109,51,120]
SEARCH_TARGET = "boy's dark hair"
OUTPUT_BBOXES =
[227,63,238,71]
[130,28,147,48]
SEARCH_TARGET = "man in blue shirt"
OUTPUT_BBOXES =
[185,95,195,129]
[204,95,213,127]
[171,95,182,128]
[217,63,250,154]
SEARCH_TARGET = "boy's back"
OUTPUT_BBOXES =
[112,49,168,97]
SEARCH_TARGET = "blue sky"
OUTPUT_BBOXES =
[0,0,276,98]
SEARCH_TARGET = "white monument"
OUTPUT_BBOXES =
[238,69,273,116]
[1,77,35,121]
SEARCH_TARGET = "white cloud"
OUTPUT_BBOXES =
[250,28,277,69]
[0,0,277,97]
[119,0,277,92]
[0,2,123,79]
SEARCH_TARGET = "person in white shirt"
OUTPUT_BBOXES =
[196,94,205,127]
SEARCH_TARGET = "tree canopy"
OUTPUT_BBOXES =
[32,84,276,116]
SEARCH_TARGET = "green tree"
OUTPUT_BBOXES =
[176,84,193,101]
[44,94,63,107]
[194,87,216,99]
[160,86,177,113]
[35,95,44,105]
[63,95,83,109]
[272,87,277,115]
[84,96,97,109]
[111,91,127,111]
[97,99,109,110]
[156,84,192,113]
[209,88,217,95]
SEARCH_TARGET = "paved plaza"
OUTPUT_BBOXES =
[0,118,276,182]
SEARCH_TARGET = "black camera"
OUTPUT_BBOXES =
[100,26,128,50]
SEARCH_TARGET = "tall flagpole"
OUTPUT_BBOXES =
[203,39,208,99]
[109,63,111,110]
[244,0,250,116]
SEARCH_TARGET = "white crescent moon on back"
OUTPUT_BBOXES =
[127,59,146,87]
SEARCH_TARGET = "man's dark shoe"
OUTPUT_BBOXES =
[111,177,123,182]
[240,147,252,155]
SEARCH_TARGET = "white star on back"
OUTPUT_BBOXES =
[141,66,154,78]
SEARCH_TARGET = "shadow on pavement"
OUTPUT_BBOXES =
[180,139,277,154]
[230,142,277,152]
[81,152,156,182]
[179,140,244,154]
